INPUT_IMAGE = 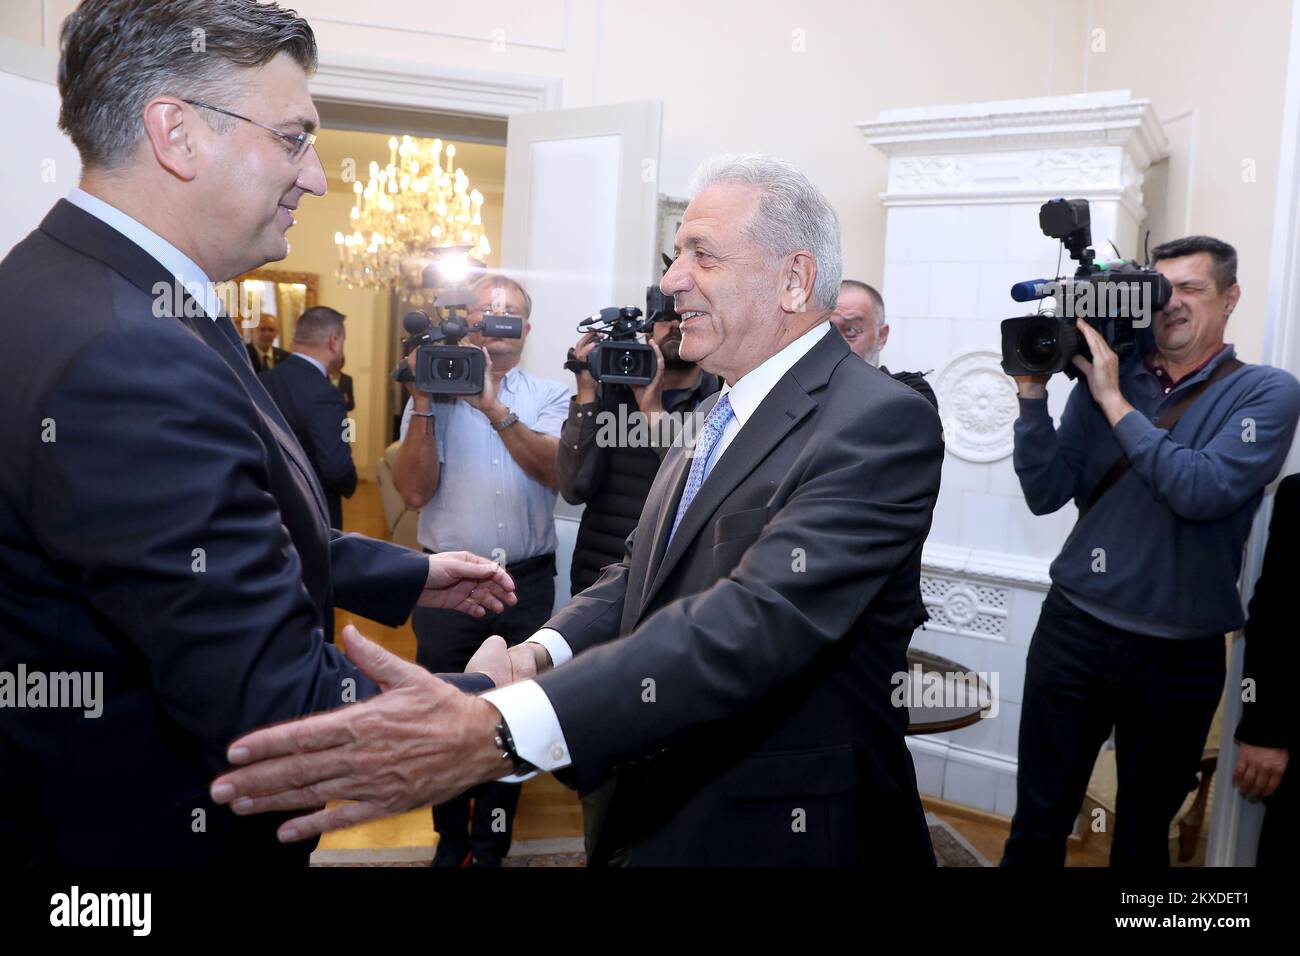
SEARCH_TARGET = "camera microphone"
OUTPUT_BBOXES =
[1010,279,1057,303]
[403,310,432,335]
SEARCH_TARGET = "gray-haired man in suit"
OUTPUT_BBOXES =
[214,154,945,866]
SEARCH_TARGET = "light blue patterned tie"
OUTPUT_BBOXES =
[669,393,734,543]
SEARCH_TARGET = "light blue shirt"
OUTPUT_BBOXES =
[399,366,570,564]
[291,352,328,378]
[66,187,224,320]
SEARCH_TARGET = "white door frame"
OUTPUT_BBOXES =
[310,52,560,120]
[1206,0,1300,867]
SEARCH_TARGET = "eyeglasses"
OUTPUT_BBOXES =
[183,99,317,162]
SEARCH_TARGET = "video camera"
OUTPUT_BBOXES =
[1000,198,1173,378]
[392,248,523,395]
[565,284,681,387]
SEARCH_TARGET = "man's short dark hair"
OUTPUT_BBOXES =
[294,306,345,346]
[839,279,886,326]
[1150,235,1238,292]
[58,0,317,169]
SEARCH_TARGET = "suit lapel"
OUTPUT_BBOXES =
[186,314,333,526]
[40,200,333,527]
[637,328,848,618]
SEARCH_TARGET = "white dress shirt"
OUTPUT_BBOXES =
[66,187,225,320]
[482,321,832,776]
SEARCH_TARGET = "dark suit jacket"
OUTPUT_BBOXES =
[247,342,290,372]
[334,371,356,412]
[536,328,945,866]
[0,200,488,867]
[260,355,358,529]
[881,365,938,411]
[1238,473,1300,749]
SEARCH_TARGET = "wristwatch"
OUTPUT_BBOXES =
[492,407,519,431]
[494,716,536,776]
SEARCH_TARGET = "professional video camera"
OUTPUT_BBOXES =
[1000,198,1173,378]
[392,248,523,395]
[565,284,681,387]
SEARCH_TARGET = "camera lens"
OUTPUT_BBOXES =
[1015,317,1061,372]
[617,350,638,375]
[437,357,467,381]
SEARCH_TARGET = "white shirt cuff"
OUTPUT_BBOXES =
[480,679,573,781]
[526,627,573,667]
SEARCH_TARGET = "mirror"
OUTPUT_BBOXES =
[226,269,319,348]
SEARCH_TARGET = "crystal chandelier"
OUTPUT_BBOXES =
[334,135,490,304]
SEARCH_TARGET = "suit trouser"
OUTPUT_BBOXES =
[412,552,555,865]
[1002,586,1225,867]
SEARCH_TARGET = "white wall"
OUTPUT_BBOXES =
[4,0,1290,361]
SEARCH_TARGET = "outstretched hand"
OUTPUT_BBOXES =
[210,625,508,842]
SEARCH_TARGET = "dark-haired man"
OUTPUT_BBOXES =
[558,311,720,596]
[260,306,357,529]
[0,0,514,866]
[1003,236,1300,866]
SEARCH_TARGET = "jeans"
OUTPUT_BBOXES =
[1002,586,1225,867]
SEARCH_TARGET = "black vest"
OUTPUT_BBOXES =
[570,376,720,594]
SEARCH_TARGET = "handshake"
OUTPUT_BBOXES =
[207,557,557,844]
[468,637,554,687]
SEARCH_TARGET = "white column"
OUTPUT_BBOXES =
[858,90,1168,814]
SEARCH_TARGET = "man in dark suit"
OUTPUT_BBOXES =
[0,0,515,867]
[246,312,291,371]
[1236,473,1300,864]
[260,306,357,529]
[214,154,945,866]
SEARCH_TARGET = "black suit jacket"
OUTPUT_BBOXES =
[881,365,938,411]
[247,342,290,373]
[260,355,358,529]
[536,327,945,866]
[1238,473,1300,749]
[0,200,488,866]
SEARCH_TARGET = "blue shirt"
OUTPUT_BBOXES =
[1014,345,1300,637]
[400,367,570,563]
[66,188,225,319]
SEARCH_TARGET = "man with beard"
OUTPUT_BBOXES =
[557,305,720,596]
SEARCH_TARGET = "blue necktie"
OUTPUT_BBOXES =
[669,393,734,543]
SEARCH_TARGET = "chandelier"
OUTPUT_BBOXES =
[334,135,490,303]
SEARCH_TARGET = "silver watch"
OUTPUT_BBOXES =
[492,408,519,431]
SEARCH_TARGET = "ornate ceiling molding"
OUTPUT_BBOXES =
[859,90,1168,212]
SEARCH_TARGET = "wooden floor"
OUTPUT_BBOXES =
[322,481,1110,864]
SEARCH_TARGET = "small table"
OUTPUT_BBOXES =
[903,649,991,735]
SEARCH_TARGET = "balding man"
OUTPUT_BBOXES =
[246,312,289,371]
[833,279,936,410]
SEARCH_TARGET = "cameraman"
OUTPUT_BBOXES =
[392,272,569,866]
[1002,236,1300,867]
[557,308,720,595]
